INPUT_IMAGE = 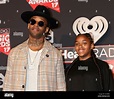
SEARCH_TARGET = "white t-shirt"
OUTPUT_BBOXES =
[25,48,42,91]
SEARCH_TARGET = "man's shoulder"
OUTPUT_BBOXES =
[10,40,28,51]
[45,40,59,50]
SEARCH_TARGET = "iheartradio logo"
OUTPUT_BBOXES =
[72,16,108,43]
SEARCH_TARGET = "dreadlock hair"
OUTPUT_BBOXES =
[76,33,103,90]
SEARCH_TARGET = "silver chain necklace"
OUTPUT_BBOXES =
[28,49,39,67]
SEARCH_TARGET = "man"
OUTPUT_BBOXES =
[3,5,66,91]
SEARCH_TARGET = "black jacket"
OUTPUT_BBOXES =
[65,57,114,91]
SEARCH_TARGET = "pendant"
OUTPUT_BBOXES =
[28,64,34,69]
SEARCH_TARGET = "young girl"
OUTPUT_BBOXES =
[65,33,114,91]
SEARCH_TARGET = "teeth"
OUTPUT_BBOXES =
[33,28,38,31]
[79,50,83,52]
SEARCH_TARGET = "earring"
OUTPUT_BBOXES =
[43,33,45,36]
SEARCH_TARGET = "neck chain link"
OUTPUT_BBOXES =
[28,49,39,66]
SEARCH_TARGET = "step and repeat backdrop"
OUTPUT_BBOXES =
[0,0,114,90]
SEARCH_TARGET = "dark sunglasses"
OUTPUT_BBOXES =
[29,19,45,27]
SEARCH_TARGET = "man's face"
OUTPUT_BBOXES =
[28,16,49,39]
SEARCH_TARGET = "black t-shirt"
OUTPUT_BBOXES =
[65,57,114,91]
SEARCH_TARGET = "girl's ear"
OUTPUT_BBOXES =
[91,43,95,49]
[27,24,30,29]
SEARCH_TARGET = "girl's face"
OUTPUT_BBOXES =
[75,34,94,60]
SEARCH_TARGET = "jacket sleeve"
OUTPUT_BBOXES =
[102,62,114,91]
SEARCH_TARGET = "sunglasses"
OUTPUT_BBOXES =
[29,19,45,27]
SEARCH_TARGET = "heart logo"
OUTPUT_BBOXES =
[72,16,108,43]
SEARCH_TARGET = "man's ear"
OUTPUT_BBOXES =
[45,27,50,33]
[44,27,50,36]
